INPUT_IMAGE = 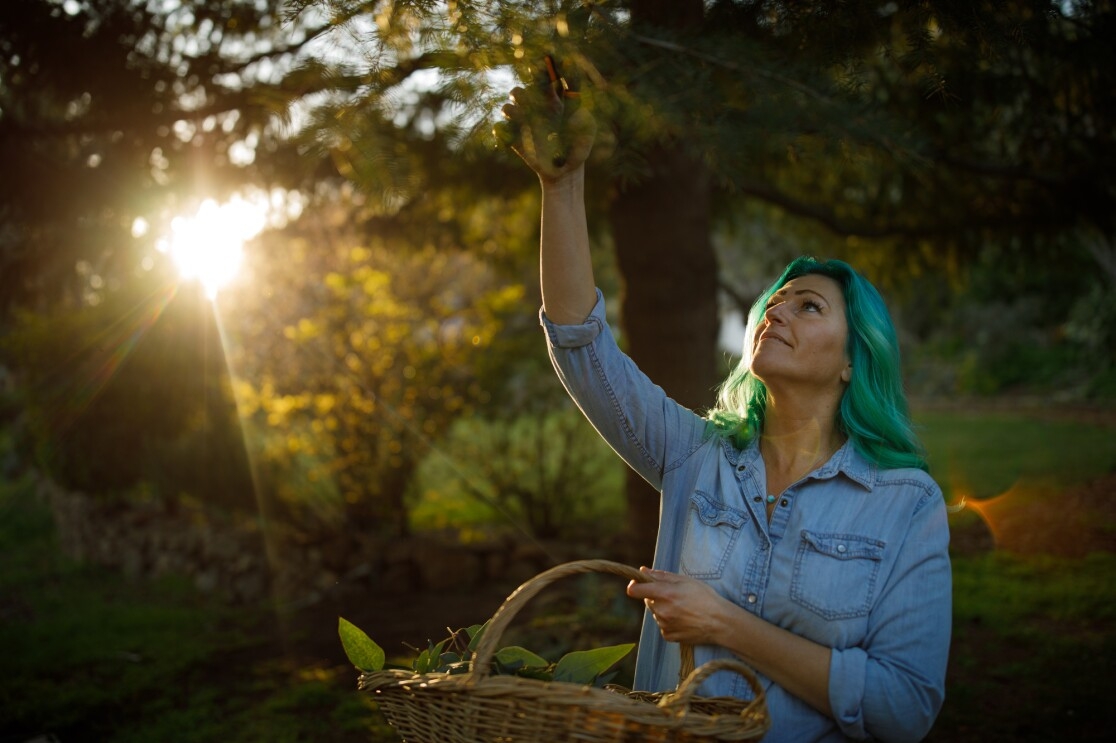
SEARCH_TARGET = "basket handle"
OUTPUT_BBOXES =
[470,559,696,681]
[658,657,767,713]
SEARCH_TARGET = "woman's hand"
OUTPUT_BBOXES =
[631,566,836,718]
[626,567,733,646]
[495,65,596,181]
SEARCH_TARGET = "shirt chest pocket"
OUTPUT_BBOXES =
[791,531,886,620]
[680,491,748,580]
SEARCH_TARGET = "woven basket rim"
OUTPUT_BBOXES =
[360,665,768,720]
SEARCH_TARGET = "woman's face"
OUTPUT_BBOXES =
[750,274,852,392]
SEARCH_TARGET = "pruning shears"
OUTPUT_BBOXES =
[539,54,582,168]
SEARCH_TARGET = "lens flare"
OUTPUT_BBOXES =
[159,197,266,300]
[948,477,1076,555]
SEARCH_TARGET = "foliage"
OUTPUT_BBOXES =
[216,198,531,536]
[0,282,254,506]
[410,406,625,540]
[0,0,328,317]
[0,0,341,513]
[284,0,1116,269]
[339,617,388,672]
[338,617,634,686]
[1065,279,1116,388]
[277,0,1116,556]
[896,238,1116,397]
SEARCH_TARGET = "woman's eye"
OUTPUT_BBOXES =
[800,300,822,313]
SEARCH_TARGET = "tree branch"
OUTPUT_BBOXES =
[729,176,1046,240]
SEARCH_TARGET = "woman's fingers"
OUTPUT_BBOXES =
[627,569,727,644]
[639,566,678,581]
[627,580,651,600]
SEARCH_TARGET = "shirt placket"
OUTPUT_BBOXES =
[734,458,773,615]
[766,487,795,540]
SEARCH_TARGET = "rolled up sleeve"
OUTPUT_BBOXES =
[829,491,952,742]
[540,289,609,350]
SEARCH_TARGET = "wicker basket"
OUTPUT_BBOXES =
[359,559,770,742]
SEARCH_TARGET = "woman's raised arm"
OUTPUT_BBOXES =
[499,71,598,324]
[538,167,596,324]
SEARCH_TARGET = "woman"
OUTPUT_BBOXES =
[501,80,951,743]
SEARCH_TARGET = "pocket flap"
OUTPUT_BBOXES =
[800,531,885,561]
[691,491,747,528]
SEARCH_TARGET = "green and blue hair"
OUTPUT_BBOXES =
[707,256,928,472]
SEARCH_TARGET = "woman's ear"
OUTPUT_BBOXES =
[841,363,852,383]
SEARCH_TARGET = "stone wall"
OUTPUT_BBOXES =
[39,476,592,607]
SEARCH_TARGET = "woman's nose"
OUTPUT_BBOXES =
[764,302,788,324]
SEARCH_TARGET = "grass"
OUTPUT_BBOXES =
[914,407,1116,741]
[929,552,1116,742]
[0,474,390,743]
[2,406,1114,741]
[915,408,1116,500]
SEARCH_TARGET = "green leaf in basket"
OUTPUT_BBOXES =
[594,670,619,688]
[494,645,549,672]
[514,666,555,681]
[439,651,463,670]
[338,617,385,672]
[552,643,635,685]
[466,621,489,653]
[413,639,447,674]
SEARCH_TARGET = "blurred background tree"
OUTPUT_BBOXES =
[218,190,528,537]
[0,0,328,312]
[1,0,288,508]
[2,0,1114,561]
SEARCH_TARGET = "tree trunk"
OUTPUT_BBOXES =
[604,0,718,566]
[608,142,719,565]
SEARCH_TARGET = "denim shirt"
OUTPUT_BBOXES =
[541,291,951,743]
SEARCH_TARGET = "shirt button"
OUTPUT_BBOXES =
[737,464,746,472]
[780,498,789,507]
[746,594,757,604]
[753,496,762,503]
[837,544,847,554]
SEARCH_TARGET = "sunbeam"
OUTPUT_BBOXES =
[36,284,178,437]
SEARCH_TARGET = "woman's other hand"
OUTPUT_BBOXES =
[626,567,732,646]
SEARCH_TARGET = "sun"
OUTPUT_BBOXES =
[158,196,267,300]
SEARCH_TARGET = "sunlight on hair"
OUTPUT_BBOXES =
[158,196,266,300]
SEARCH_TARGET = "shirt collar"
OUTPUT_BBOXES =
[820,441,876,491]
[727,436,877,492]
